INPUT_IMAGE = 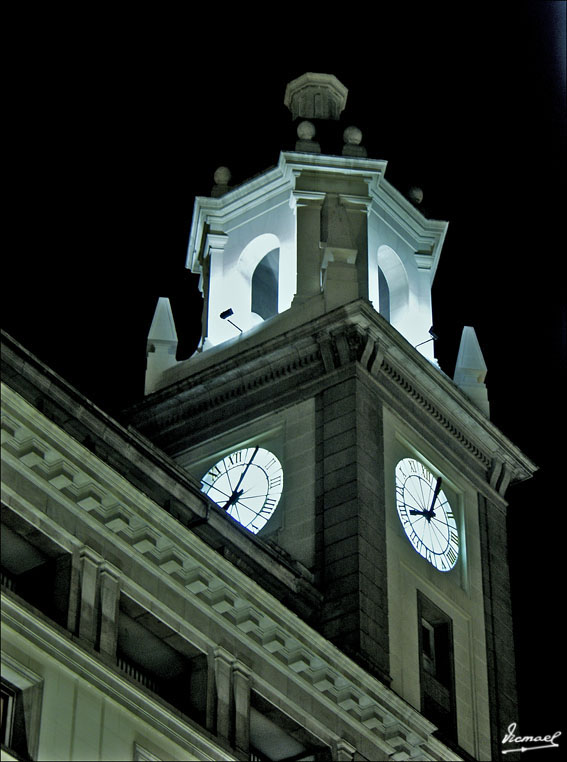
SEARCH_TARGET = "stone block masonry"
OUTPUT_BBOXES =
[316,368,390,684]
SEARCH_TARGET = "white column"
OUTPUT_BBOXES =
[291,191,326,305]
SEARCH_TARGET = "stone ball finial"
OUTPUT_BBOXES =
[408,186,424,205]
[297,120,316,140]
[343,126,363,145]
[214,166,231,185]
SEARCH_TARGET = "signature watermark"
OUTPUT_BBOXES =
[502,723,561,754]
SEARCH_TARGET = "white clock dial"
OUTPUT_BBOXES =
[200,446,283,534]
[395,458,459,572]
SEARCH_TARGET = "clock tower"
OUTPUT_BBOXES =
[128,73,536,760]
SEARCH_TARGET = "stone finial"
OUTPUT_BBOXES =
[408,186,424,205]
[342,125,367,157]
[212,166,232,197]
[343,126,362,145]
[295,120,321,153]
[453,326,490,417]
[284,73,348,121]
[147,297,178,344]
[145,297,178,395]
[297,120,316,140]
[214,166,231,185]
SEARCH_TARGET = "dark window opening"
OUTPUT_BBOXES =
[378,266,390,322]
[252,249,279,321]
[1,515,71,629]
[418,593,457,745]
[117,595,207,726]
[250,692,330,762]
[1,682,30,761]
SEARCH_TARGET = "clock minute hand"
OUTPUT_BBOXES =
[222,446,259,510]
[427,477,443,520]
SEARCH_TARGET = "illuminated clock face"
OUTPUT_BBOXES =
[200,446,283,534]
[395,458,459,572]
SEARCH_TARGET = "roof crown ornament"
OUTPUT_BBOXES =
[284,72,348,121]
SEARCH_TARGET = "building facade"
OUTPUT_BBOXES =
[1,74,536,761]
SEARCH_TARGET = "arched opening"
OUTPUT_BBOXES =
[378,266,390,322]
[376,245,409,327]
[236,233,281,329]
[251,248,279,320]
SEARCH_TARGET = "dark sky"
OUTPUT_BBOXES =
[4,3,566,740]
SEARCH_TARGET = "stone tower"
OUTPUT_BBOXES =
[127,73,536,760]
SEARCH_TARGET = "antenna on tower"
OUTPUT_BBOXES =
[220,308,242,333]
[415,327,439,348]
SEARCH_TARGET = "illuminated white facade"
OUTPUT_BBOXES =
[175,150,448,368]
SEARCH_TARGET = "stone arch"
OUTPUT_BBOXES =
[237,233,281,280]
[238,234,281,324]
[377,245,410,327]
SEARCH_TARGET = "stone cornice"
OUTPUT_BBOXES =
[370,178,448,280]
[130,301,536,493]
[186,152,389,275]
[0,334,318,607]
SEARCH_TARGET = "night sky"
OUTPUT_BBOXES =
[4,3,565,741]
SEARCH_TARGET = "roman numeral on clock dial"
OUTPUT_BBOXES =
[395,457,460,572]
[201,446,284,536]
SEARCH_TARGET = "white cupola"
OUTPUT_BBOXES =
[145,73,450,393]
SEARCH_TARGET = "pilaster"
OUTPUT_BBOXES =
[99,564,120,658]
[78,546,102,646]
[291,190,326,305]
[233,661,251,754]
[213,646,235,743]
[478,494,519,761]
[317,368,390,683]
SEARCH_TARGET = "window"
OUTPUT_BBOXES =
[249,693,330,761]
[417,593,457,743]
[1,683,16,750]
[376,245,409,328]
[1,655,43,761]
[117,595,208,726]
[1,513,72,629]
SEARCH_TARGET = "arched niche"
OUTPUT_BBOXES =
[237,234,281,326]
[376,245,410,329]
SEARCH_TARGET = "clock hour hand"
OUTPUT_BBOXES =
[222,446,259,510]
[409,508,434,523]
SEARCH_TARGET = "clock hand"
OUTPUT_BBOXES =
[426,477,443,520]
[222,446,259,510]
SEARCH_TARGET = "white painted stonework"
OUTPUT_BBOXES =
[185,152,446,357]
[145,151,449,396]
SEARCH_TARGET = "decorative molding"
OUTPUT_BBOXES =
[379,357,492,469]
[2,596,235,761]
[135,311,506,483]
[1,385,457,761]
